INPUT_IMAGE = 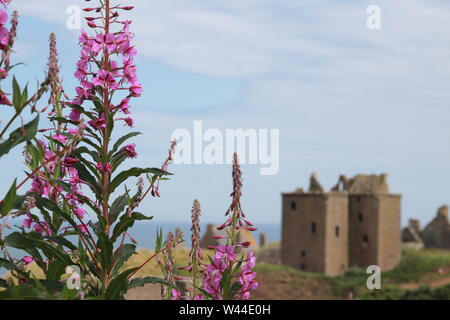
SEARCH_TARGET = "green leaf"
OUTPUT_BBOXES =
[12,76,21,112]
[47,236,77,251]
[81,137,103,154]
[0,257,17,270]
[111,153,129,173]
[4,232,36,249]
[61,286,79,300]
[0,279,7,288]
[35,197,77,229]
[110,167,172,194]
[76,146,101,163]
[109,132,142,157]
[0,115,39,157]
[97,233,113,270]
[229,281,243,298]
[0,179,17,216]
[21,84,29,109]
[128,276,175,290]
[46,260,67,281]
[109,194,128,224]
[88,221,103,236]
[68,104,94,121]
[13,194,26,210]
[111,212,153,243]
[106,267,138,300]
[72,161,102,198]
[48,116,78,126]
[111,244,136,277]
[155,228,163,252]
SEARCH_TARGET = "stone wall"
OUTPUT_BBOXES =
[281,192,348,276]
[281,173,402,276]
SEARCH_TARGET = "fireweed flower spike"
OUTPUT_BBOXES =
[152,139,177,197]
[47,33,68,106]
[0,1,14,105]
[202,153,259,300]
[177,200,204,299]
[159,231,184,299]
[0,1,257,301]
[70,0,143,235]
[22,35,87,237]
[188,199,203,299]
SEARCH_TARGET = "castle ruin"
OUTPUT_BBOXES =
[419,205,450,249]
[281,173,401,276]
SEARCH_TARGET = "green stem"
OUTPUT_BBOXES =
[0,111,20,140]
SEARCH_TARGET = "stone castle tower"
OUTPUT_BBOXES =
[281,173,401,276]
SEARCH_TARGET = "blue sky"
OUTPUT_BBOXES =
[1,0,450,228]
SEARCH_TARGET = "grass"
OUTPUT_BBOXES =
[254,248,450,299]
[327,249,450,298]
[4,247,450,299]
[384,249,450,282]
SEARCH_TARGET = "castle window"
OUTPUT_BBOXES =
[363,235,369,243]
[335,226,340,237]
[311,222,316,234]
[291,201,296,211]
[358,213,363,222]
[301,250,306,257]
[300,264,306,271]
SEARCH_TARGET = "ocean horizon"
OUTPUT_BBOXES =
[0,221,280,276]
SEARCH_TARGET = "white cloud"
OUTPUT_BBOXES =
[8,0,450,225]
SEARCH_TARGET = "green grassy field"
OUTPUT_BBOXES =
[3,247,450,299]
[253,248,450,300]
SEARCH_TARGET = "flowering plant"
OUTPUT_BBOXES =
[159,153,259,301]
[1,0,175,299]
[0,0,258,301]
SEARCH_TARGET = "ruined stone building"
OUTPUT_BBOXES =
[281,173,401,276]
[401,219,424,250]
[421,205,450,249]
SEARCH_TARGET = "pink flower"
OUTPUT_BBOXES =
[124,144,137,158]
[92,33,116,54]
[0,1,11,10]
[0,9,7,25]
[77,224,88,234]
[22,256,34,265]
[215,245,236,262]
[52,133,68,144]
[69,109,81,121]
[171,289,182,300]
[71,4,141,131]
[0,91,11,105]
[23,213,33,229]
[92,69,118,89]
[34,221,51,236]
[123,117,134,127]
[68,128,80,135]
[96,162,112,173]
[0,68,7,79]
[74,207,86,219]
[63,157,79,168]
[88,115,106,130]
[129,83,143,97]
[118,98,131,114]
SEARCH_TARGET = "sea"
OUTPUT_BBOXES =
[0,221,280,276]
